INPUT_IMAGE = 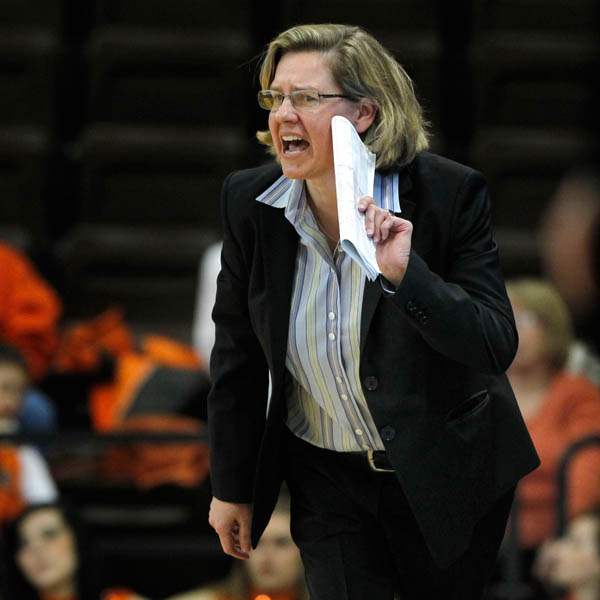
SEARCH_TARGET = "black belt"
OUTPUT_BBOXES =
[286,428,395,473]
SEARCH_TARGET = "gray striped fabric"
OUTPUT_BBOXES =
[257,172,400,451]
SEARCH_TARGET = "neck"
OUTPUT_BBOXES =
[508,363,556,419]
[574,581,600,600]
[43,578,76,600]
[306,174,339,242]
[508,363,555,392]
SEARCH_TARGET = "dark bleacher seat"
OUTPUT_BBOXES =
[0,0,63,31]
[469,128,597,276]
[0,127,50,246]
[86,28,252,128]
[0,29,59,129]
[471,34,597,130]
[77,124,249,228]
[94,0,251,31]
[473,0,598,33]
[57,124,248,337]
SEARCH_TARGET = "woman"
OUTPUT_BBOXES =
[208,23,539,599]
[507,280,600,586]
[3,503,145,600]
[169,493,308,600]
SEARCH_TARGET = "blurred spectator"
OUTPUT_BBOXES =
[0,242,62,381]
[168,491,308,600]
[506,279,600,590]
[0,344,58,524]
[534,508,600,600]
[539,170,600,352]
[3,502,147,600]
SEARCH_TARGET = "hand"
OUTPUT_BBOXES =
[208,497,253,560]
[358,196,412,286]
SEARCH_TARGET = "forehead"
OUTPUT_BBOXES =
[20,509,65,538]
[270,50,337,90]
[0,362,27,382]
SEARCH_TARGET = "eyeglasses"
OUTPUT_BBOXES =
[257,89,353,112]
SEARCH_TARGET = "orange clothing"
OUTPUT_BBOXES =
[518,373,600,548]
[0,243,61,380]
[0,445,25,522]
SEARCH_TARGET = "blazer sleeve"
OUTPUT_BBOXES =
[207,173,269,503]
[389,170,518,374]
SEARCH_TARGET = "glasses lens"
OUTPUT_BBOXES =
[292,90,320,109]
[258,91,272,110]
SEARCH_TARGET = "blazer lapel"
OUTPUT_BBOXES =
[259,204,298,385]
[360,168,415,352]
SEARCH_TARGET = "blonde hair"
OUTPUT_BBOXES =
[256,23,430,169]
[507,278,574,371]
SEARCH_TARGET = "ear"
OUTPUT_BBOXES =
[354,99,378,134]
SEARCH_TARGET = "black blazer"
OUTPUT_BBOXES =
[208,152,540,568]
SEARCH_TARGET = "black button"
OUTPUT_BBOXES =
[364,375,378,391]
[420,315,429,325]
[380,425,396,442]
[406,300,417,312]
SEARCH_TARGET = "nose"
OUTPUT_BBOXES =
[274,95,298,122]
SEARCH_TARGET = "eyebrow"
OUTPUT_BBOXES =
[268,84,317,92]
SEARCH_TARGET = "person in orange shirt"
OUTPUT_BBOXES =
[0,243,61,382]
[168,492,308,600]
[507,279,600,592]
[3,502,147,600]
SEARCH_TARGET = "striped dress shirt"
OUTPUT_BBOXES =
[257,172,401,452]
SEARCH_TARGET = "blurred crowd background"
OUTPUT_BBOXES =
[0,1,598,599]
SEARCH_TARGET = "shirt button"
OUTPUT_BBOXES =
[341,394,348,401]
[328,332,336,340]
[355,428,363,436]
[335,376,342,383]
[328,312,336,320]
[380,425,396,442]
[364,376,378,391]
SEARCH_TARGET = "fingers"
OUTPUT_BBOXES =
[209,498,252,560]
[238,512,252,554]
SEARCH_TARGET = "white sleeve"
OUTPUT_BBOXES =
[19,446,59,503]
[192,241,223,364]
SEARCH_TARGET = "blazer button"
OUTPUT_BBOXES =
[380,426,396,442]
[406,300,417,313]
[364,375,378,391]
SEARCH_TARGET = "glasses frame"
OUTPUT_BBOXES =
[257,88,353,112]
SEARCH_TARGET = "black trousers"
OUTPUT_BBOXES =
[283,428,515,600]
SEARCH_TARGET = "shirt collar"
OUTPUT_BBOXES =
[256,170,402,216]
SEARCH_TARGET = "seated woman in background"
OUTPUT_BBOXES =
[534,507,600,600]
[3,502,145,600]
[507,279,600,587]
[169,492,308,600]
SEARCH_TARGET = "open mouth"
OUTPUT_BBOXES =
[282,135,310,155]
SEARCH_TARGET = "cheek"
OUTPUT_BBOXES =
[268,115,280,149]
[16,549,35,576]
[58,535,78,573]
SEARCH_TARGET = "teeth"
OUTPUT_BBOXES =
[282,136,305,142]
